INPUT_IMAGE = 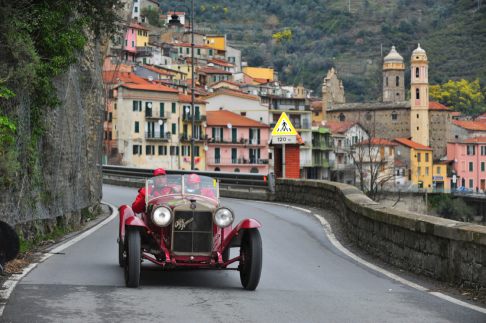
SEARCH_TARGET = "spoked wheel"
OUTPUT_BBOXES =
[239,228,262,290]
[124,229,141,288]
[118,236,125,267]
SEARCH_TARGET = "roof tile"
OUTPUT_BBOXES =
[207,110,269,128]
[394,138,432,150]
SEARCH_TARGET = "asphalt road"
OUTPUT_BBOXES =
[1,184,485,323]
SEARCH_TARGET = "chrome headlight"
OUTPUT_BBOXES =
[214,207,234,228]
[151,206,173,227]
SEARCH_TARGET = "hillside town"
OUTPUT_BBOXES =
[103,0,486,194]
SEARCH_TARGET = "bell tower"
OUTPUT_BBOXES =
[410,44,429,147]
[383,46,405,102]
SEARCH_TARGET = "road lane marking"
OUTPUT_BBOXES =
[0,202,118,317]
[256,201,486,314]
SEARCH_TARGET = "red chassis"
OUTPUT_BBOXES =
[117,184,262,290]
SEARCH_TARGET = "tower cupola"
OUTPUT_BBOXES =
[383,46,405,102]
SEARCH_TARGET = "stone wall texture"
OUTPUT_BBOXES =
[0,43,104,233]
[275,179,486,289]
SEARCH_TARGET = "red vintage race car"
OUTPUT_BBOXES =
[117,174,262,290]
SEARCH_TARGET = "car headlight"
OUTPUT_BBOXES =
[214,207,234,228]
[151,206,172,227]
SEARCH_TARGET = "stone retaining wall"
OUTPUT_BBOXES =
[275,179,486,289]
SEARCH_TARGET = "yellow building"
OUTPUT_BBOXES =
[178,94,208,170]
[206,35,226,51]
[311,101,324,124]
[167,64,193,81]
[432,161,451,192]
[134,23,149,47]
[395,138,433,189]
[242,67,274,82]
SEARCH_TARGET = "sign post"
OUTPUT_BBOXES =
[270,112,298,178]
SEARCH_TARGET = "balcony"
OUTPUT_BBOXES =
[136,46,153,57]
[182,114,206,122]
[206,158,269,166]
[180,134,208,142]
[145,132,171,141]
[145,111,170,119]
[311,159,330,168]
[312,142,333,150]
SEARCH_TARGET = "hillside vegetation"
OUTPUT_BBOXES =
[161,0,486,102]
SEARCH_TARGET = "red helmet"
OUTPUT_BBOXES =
[187,173,201,184]
[153,168,166,176]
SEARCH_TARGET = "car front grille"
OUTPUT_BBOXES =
[172,211,213,254]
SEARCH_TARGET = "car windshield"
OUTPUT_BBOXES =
[145,174,218,202]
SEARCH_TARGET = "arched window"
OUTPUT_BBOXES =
[415,67,419,78]
[396,76,400,87]
[366,112,372,121]
[416,88,420,99]
[339,113,345,122]
[214,167,220,171]
[250,167,259,173]
[234,168,240,172]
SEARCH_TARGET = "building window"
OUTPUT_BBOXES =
[132,144,142,155]
[366,112,372,121]
[391,111,398,121]
[194,146,200,157]
[170,146,179,156]
[134,121,139,133]
[481,146,486,155]
[145,102,152,117]
[396,76,400,87]
[482,162,485,172]
[385,77,388,86]
[425,153,429,162]
[339,113,345,122]
[437,167,441,174]
[417,152,421,162]
[425,167,429,176]
[467,145,476,156]
[416,88,420,100]
[415,67,419,78]
[146,145,155,155]
[469,162,474,172]
[417,167,421,176]
[417,113,419,118]
[172,102,176,113]
[133,100,142,111]
[134,6,138,12]
[158,145,167,155]
[172,123,176,134]
[469,179,474,189]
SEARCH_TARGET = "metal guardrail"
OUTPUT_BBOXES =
[102,165,274,191]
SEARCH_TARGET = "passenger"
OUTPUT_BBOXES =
[185,173,216,199]
[132,168,174,213]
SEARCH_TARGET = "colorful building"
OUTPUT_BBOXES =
[395,138,433,190]
[242,67,275,83]
[309,126,333,179]
[206,110,269,174]
[447,137,486,191]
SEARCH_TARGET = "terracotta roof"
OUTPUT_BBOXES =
[208,58,234,67]
[141,65,174,76]
[452,120,486,131]
[253,77,271,84]
[429,101,451,111]
[118,83,179,93]
[205,88,260,101]
[324,121,357,134]
[129,22,150,31]
[172,42,212,49]
[178,94,207,104]
[210,80,243,88]
[197,66,232,75]
[394,138,432,150]
[311,101,323,111]
[359,138,397,146]
[462,137,486,144]
[451,111,462,117]
[102,71,149,84]
[207,110,269,128]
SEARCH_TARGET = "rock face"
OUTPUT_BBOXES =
[0,42,104,230]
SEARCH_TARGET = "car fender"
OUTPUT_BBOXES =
[118,205,134,241]
[221,218,261,250]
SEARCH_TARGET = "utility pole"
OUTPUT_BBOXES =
[190,0,195,170]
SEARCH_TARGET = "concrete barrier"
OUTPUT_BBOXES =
[275,179,486,289]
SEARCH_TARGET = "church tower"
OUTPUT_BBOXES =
[321,68,345,120]
[383,46,405,102]
[410,44,429,147]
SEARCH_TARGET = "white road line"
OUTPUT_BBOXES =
[257,201,486,314]
[0,202,118,317]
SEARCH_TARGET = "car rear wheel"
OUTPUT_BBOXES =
[239,229,262,290]
[124,229,141,288]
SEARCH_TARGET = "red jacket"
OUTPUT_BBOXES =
[132,186,174,213]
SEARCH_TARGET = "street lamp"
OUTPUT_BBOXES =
[166,1,196,170]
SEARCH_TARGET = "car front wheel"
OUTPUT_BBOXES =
[239,228,262,290]
[124,229,141,288]
[118,237,125,267]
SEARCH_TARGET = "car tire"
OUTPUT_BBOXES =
[118,238,125,267]
[239,228,262,291]
[125,229,141,288]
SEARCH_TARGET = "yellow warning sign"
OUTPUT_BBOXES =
[271,112,298,136]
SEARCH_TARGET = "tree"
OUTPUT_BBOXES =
[141,7,163,27]
[431,195,474,222]
[430,79,486,116]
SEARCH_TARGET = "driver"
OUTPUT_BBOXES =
[186,173,216,199]
[132,168,174,213]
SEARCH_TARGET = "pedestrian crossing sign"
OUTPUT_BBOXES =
[271,112,298,136]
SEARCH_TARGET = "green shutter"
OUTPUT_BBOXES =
[172,102,176,113]
[134,121,139,133]
[160,103,165,117]
[257,129,261,144]
[172,123,176,134]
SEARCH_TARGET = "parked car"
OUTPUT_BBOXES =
[118,174,263,290]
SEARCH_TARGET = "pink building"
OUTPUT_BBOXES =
[206,110,269,174]
[447,137,486,191]
[123,22,145,61]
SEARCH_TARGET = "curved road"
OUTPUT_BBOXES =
[1,184,485,322]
